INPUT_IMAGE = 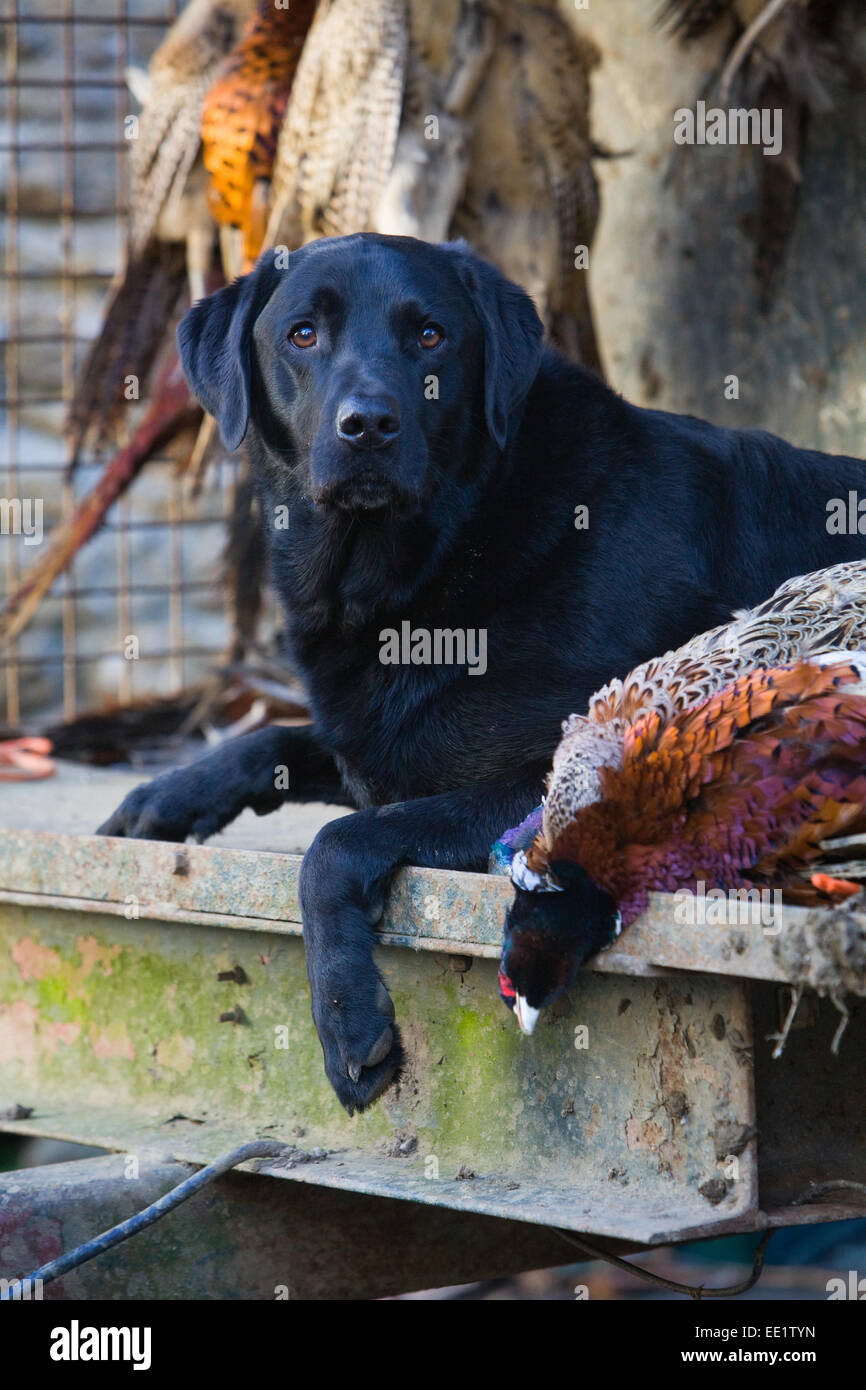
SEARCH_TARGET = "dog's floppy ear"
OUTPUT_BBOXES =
[177,258,280,452]
[449,243,544,451]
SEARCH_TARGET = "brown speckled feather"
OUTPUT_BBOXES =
[129,0,254,255]
[265,0,409,248]
[67,0,253,463]
[588,560,866,730]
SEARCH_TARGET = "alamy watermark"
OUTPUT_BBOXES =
[674,101,782,158]
[673,881,783,935]
[826,1271,866,1300]
[0,1276,43,1300]
[379,622,487,676]
[49,1321,151,1369]
[0,496,43,545]
[826,491,866,534]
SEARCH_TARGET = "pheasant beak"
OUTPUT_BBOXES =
[515,995,540,1036]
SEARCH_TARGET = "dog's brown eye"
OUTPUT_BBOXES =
[419,323,444,349]
[289,323,317,349]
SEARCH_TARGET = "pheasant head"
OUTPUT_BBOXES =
[499,854,621,1035]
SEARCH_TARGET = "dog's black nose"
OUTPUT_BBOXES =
[336,395,401,450]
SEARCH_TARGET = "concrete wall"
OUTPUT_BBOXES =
[567,0,866,455]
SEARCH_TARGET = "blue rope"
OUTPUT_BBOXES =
[0,1139,291,1298]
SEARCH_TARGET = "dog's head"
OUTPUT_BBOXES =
[177,234,544,515]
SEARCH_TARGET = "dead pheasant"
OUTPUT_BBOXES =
[191,0,317,489]
[661,0,846,311]
[498,560,866,1035]
[202,0,317,274]
[265,0,409,249]
[580,557,866,735]
[27,1,312,655]
[67,0,254,466]
[369,0,492,244]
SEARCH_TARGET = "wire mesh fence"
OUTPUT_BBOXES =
[0,0,240,727]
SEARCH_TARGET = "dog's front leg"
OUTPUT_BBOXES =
[299,776,542,1113]
[97,724,349,842]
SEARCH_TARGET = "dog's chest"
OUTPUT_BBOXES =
[297,629,458,800]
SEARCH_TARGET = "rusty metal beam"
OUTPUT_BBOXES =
[0,1154,587,1300]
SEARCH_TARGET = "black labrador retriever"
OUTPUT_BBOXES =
[100,233,866,1112]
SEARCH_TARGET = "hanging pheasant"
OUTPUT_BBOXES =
[368,0,494,244]
[201,0,318,274]
[29,0,317,661]
[497,560,866,1036]
[265,0,410,249]
[66,0,254,466]
[190,0,318,491]
[660,0,846,311]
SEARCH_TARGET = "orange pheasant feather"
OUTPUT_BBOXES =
[201,0,317,267]
[545,660,866,925]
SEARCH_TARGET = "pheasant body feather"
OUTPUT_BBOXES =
[201,0,316,268]
[553,660,866,925]
[129,1,248,255]
[449,0,602,365]
[544,559,866,849]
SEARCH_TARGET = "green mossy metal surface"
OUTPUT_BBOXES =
[0,899,758,1239]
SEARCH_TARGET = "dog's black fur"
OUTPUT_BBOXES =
[100,233,866,1112]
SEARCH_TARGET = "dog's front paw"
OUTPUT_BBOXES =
[96,767,222,842]
[313,976,402,1115]
[96,732,282,842]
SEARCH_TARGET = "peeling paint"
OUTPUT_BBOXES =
[89,1023,135,1061]
[44,1021,82,1054]
[0,999,40,1066]
[75,935,122,981]
[625,1115,666,1153]
[154,1032,195,1074]
[11,937,63,983]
